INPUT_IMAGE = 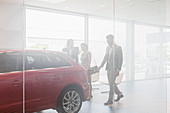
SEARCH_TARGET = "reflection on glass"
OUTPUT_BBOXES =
[0,0,24,112]
[115,21,126,81]
[135,24,160,80]
[26,9,84,51]
[163,28,170,76]
[89,17,113,82]
[89,18,127,81]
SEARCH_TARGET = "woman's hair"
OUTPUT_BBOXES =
[81,43,88,50]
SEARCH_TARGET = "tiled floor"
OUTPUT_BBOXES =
[35,78,169,113]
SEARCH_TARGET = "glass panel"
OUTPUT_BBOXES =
[115,0,167,112]
[89,18,114,42]
[0,0,24,112]
[26,8,85,112]
[163,28,170,76]
[135,24,160,80]
[115,21,127,81]
[89,17,113,82]
[89,19,126,82]
[26,9,84,51]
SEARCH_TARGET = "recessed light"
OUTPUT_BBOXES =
[125,0,131,2]
[100,5,105,7]
[148,0,160,2]
[37,0,66,4]
[87,2,91,5]
[79,9,85,12]
[65,7,70,9]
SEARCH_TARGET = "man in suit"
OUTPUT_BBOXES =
[98,34,123,105]
[62,39,79,62]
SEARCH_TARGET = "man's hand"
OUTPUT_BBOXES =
[98,65,102,71]
[115,71,119,76]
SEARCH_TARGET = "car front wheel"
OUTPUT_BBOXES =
[56,87,82,113]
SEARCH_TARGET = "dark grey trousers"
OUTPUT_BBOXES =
[107,70,121,101]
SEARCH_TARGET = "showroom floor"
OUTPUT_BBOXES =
[35,78,169,113]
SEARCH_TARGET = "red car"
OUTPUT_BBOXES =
[0,50,89,113]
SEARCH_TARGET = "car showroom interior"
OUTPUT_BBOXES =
[0,0,170,113]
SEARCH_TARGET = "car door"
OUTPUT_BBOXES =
[25,52,64,109]
[32,52,73,105]
[37,53,73,102]
[32,52,64,105]
[0,51,23,112]
[25,52,47,110]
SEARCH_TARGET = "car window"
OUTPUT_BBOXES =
[26,56,36,70]
[0,52,22,73]
[26,52,55,70]
[47,53,71,68]
[27,56,35,65]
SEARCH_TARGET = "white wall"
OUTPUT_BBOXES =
[0,0,25,49]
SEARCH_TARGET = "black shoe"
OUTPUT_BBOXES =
[114,94,124,102]
[104,101,113,105]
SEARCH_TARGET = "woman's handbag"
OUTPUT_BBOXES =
[88,66,99,75]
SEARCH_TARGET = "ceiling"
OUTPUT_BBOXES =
[25,0,169,26]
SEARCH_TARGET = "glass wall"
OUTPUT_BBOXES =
[26,8,128,83]
[115,21,127,81]
[88,17,113,82]
[0,0,169,112]
[26,8,84,51]
[0,0,25,112]
[115,0,167,112]
[26,7,169,81]
[88,18,127,82]
[135,24,161,80]
[163,27,170,77]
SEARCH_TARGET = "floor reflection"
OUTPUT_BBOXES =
[34,78,169,113]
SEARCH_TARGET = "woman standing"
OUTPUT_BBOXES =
[80,43,92,101]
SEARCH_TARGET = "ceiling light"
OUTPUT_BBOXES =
[65,7,70,9]
[148,0,160,2]
[125,0,131,2]
[100,5,105,7]
[37,0,66,4]
[87,2,91,5]
[79,9,85,12]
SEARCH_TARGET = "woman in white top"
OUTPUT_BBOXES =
[80,43,92,101]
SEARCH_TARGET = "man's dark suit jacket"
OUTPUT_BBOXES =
[62,47,79,62]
